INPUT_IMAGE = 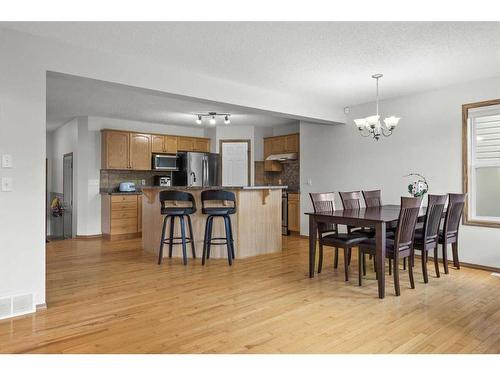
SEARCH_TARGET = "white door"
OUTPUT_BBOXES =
[222,142,249,186]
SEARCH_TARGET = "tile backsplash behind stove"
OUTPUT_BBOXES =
[100,170,172,192]
[254,160,300,191]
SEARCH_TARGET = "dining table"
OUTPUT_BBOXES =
[306,204,428,299]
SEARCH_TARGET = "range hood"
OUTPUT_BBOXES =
[265,153,298,161]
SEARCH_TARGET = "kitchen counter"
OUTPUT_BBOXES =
[141,186,283,259]
[100,190,143,195]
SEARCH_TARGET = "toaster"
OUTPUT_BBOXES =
[119,182,136,192]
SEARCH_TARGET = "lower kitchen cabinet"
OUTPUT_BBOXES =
[288,193,300,233]
[102,194,142,240]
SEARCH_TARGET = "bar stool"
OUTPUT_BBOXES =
[201,190,236,266]
[158,190,196,265]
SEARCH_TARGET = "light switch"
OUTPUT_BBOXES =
[1,177,13,192]
[2,154,12,168]
[307,178,313,186]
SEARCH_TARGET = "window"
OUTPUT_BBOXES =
[463,99,500,227]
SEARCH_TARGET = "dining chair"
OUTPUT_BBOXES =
[358,196,423,296]
[440,193,466,274]
[362,190,382,207]
[413,194,447,283]
[339,191,375,238]
[309,192,368,280]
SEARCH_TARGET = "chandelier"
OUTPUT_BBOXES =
[195,112,231,126]
[354,74,400,140]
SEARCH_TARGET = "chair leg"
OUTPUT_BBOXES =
[333,248,339,269]
[223,216,233,266]
[433,246,440,278]
[362,253,366,276]
[442,241,449,274]
[403,257,407,270]
[452,241,460,269]
[348,248,352,266]
[408,254,415,289]
[358,249,363,286]
[227,215,235,260]
[317,241,324,273]
[179,216,188,266]
[168,215,175,258]
[422,250,429,283]
[206,216,214,259]
[374,257,378,280]
[388,258,392,275]
[186,215,196,259]
[202,216,211,266]
[158,215,168,265]
[393,256,400,296]
[343,248,349,281]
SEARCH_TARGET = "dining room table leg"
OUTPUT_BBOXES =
[309,215,318,278]
[375,222,386,299]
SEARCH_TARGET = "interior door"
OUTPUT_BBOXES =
[222,142,249,186]
[63,153,73,239]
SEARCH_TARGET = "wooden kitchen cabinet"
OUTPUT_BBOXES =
[102,130,130,169]
[178,137,195,151]
[129,133,151,170]
[284,133,299,153]
[152,135,178,154]
[270,137,285,154]
[264,160,283,172]
[102,194,142,240]
[193,138,210,152]
[287,193,300,233]
[178,136,211,152]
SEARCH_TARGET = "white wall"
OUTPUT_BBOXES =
[300,76,500,268]
[272,122,300,136]
[254,126,274,161]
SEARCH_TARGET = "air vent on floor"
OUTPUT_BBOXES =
[0,293,35,320]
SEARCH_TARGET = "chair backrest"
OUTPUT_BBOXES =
[443,193,466,236]
[394,196,423,250]
[422,194,447,243]
[201,189,236,209]
[159,190,196,210]
[362,190,382,207]
[309,192,336,213]
[339,191,362,209]
[309,192,336,234]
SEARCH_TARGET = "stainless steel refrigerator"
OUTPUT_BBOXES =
[173,152,220,187]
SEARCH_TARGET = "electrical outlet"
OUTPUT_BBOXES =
[2,154,12,168]
[1,177,13,192]
[141,179,146,185]
[307,178,313,186]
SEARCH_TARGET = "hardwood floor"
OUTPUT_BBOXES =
[0,235,499,353]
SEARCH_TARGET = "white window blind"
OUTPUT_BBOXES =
[468,104,500,221]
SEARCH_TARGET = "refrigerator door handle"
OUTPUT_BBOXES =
[204,158,209,186]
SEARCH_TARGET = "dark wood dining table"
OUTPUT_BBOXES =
[306,204,427,299]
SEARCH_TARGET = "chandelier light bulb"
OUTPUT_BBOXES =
[209,116,216,125]
[224,115,230,125]
[196,115,202,125]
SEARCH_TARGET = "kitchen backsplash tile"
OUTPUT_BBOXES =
[254,160,300,191]
[100,170,172,191]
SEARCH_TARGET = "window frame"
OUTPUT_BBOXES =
[462,98,500,228]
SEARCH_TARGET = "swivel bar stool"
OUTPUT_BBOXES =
[158,190,196,265]
[201,190,236,266]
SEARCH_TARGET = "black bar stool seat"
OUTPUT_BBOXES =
[201,190,237,266]
[158,190,197,266]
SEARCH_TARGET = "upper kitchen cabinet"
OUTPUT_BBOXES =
[284,133,299,153]
[270,137,285,154]
[152,134,178,154]
[102,130,130,169]
[129,133,152,170]
[178,136,211,152]
[102,130,151,170]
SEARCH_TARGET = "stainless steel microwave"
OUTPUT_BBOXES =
[152,154,178,170]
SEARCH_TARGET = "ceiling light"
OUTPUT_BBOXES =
[209,115,216,125]
[196,115,202,125]
[354,74,400,140]
[224,115,230,125]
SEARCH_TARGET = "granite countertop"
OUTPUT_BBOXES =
[100,189,143,195]
[141,185,287,190]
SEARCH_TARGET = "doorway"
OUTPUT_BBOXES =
[220,140,251,186]
[62,153,73,239]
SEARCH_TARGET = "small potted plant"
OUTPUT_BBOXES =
[404,173,429,198]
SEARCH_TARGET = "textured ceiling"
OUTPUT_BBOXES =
[46,72,298,131]
[4,22,500,107]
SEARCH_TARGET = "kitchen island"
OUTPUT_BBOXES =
[141,186,284,259]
